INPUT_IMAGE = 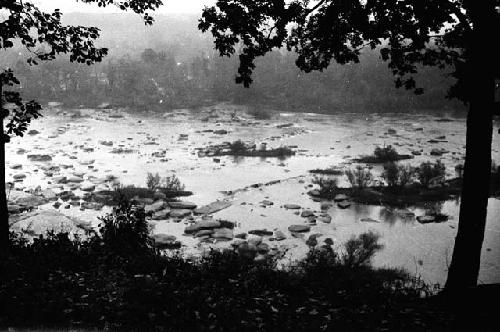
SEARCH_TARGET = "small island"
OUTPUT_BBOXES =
[198,139,296,158]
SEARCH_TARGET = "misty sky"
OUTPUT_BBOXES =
[32,0,214,14]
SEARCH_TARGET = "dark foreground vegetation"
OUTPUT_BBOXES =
[1,200,497,331]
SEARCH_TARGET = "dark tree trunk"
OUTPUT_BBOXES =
[0,82,9,252]
[445,0,495,290]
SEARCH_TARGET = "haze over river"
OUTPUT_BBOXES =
[6,103,500,286]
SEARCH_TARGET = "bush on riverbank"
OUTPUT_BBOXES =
[1,201,457,331]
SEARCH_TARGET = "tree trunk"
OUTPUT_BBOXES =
[445,0,495,290]
[0,82,9,252]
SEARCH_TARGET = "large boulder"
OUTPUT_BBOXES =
[212,228,234,240]
[145,200,167,214]
[8,190,48,208]
[9,210,84,235]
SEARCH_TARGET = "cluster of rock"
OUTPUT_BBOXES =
[144,199,198,220]
[307,190,352,209]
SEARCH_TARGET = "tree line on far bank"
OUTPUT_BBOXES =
[9,46,463,114]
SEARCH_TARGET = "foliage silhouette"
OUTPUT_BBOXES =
[0,0,162,250]
[199,0,499,291]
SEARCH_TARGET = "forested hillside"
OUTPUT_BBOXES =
[0,13,464,114]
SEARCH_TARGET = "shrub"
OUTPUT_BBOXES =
[160,174,185,192]
[98,199,154,256]
[417,160,446,188]
[374,145,400,162]
[229,140,248,154]
[313,176,338,197]
[382,162,415,187]
[342,231,384,268]
[146,172,161,190]
[345,166,373,188]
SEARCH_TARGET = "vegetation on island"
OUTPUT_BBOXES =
[355,146,414,164]
[202,140,296,158]
[312,160,461,207]
[94,173,190,206]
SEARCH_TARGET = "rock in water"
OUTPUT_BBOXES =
[168,201,197,209]
[27,154,52,162]
[8,190,48,208]
[169,209,192,218]
[288,225,311,233]
[360,218,380,223]
[152,208,171,220]
[248,229,273,236]
[300,210,315,218]
[212,228,234,240]
[145,200,167,214]
[317,215,332,223]
[337,201,351,209]
[194,200,232,214]
[333,194,349,202]
[416,215,436,224]
[274,230,287,241]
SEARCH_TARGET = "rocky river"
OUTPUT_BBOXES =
[5,103,500,286]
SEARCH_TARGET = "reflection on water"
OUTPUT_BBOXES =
[378,206,403,226]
